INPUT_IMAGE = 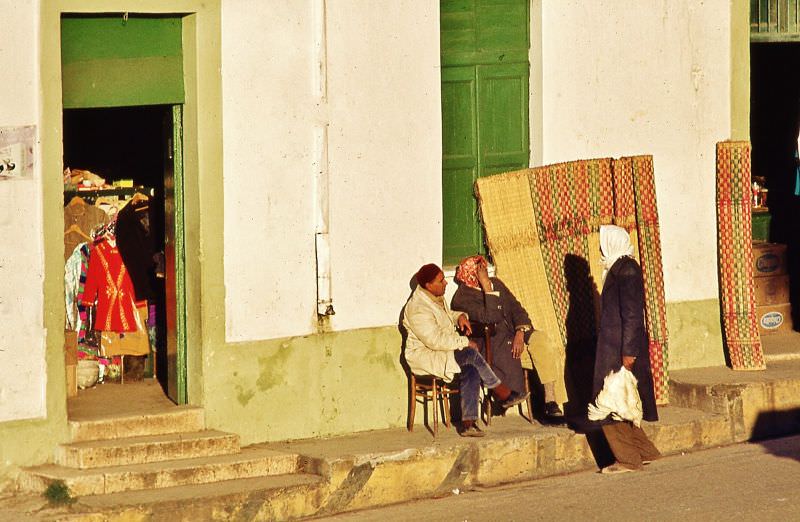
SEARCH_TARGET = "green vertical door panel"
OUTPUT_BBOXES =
[441,0,529,265]
[164,105,187,404]
[478,63,529,176]
[442,66,479,265]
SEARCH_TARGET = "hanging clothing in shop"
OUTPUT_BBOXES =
[64,196,108,261]
[65,242,90,331]
[82,239,143,333]
[115,196,157,301]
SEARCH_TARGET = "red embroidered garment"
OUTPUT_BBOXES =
[81,241,142,332]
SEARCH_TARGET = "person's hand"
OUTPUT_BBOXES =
[457,313,472,336]
[477,258,492,292]
[622,355,636,371]
[511,330,525,359]
[467,339,480,351]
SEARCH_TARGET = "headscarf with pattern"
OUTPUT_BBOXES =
[455,254,487,290]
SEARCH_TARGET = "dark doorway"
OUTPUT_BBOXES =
[63,105,171,392]
[750,42,800,330]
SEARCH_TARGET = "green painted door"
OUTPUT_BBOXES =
[441,0,530,265]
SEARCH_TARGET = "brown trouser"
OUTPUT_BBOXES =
[602,422,661,470]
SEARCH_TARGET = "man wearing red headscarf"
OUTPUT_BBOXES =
[403,263,528,436]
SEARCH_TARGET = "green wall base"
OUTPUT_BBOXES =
[666,299,725,370]
[204,326,407,445]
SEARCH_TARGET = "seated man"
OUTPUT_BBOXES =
[403,263,529,437]
[451,255,564,418]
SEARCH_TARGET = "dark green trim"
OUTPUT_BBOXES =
[441,50,529,67]
[61,15,182,63]
[61,15,184,108]
[173,104,188,405]
[62,56,184,108]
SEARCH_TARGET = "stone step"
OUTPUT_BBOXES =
[20,446,300,497]
[55,430,240,469]
[68,406,205,442]
[60,474,327,522]
[669,360,800,442]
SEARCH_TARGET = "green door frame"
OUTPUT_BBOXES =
[41,1,222,411]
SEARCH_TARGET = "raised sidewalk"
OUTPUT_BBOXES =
[3,356,800,521]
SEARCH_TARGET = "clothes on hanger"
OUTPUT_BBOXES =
[64,196,108,261]
[115,194,157,301]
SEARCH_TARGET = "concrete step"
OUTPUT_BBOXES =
[55,430,240,469]
[669,360,800,442]
[55,473,327,522]
[20,446,299,496]
[68,406,205,442]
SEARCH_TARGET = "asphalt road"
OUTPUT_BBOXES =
[316,435,800,522]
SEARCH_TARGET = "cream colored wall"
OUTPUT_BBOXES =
[222,1,442,341]
[0,0,47,422]
[540,0,731,304]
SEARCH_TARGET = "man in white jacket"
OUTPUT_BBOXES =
[404,263,529,436]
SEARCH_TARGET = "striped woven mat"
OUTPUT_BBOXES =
[614,156,670,400]
[476,157,671,404]
[716,141,766,370]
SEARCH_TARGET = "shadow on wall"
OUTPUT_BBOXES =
[750,407,800,444]
[562,254,600,417]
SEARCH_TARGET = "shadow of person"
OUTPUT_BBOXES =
[560,253,615,468]
[561,254,599,417]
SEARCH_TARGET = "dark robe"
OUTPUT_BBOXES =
[115,200,157,301]
[451,277,531,394]
[593,256,658,422]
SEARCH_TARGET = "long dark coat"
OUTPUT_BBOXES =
[593,256,658,422]
[451,278,531,394]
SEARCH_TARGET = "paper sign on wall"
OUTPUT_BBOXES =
[0,125,35,180]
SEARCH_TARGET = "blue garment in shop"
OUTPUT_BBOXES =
[795,148,800,196]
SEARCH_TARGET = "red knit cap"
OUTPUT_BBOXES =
[415,263,442,288]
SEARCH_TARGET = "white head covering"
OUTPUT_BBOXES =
[600,225,635,278]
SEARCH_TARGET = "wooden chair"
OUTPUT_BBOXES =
[408,373,459,437]
[471,321,534,425]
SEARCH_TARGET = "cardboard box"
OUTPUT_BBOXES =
[752,242,787,277]
[66,364,77,398]
[64,330,78,366]
[754,274,790,305]
[756,302,794,335]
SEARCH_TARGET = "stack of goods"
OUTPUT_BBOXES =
[751,175,770,242]
[63,167,112,191]
[753,242,793,335]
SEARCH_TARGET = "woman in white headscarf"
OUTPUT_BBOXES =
[594,225,661,474]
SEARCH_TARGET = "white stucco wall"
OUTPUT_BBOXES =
[223,1,442,341]
[0,0,46,422]
[540,0,731,303]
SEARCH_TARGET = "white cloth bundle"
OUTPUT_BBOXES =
[588,367,643,427]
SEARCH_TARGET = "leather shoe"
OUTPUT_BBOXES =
[545,401,564,417]
[459,424,485,437]
[501,391,530,409]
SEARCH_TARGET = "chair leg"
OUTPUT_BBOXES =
[431,382,439,437]
[408,375,416,432]
[521,369,534,424]
[483,390,492,426]
[442,387,451,428]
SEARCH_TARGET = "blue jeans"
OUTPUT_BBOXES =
[454,348,501,421]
